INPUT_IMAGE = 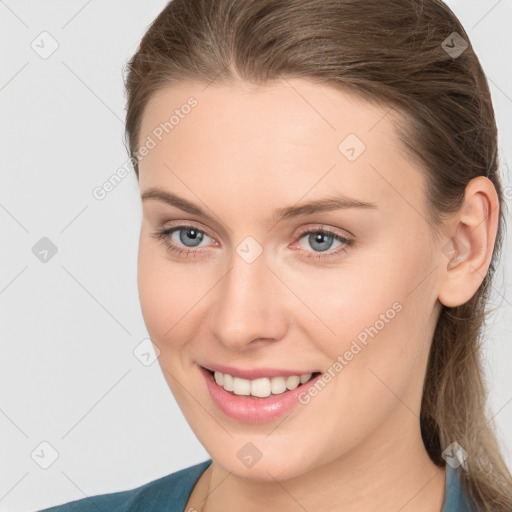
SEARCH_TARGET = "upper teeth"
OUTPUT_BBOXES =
[213,370,314,398]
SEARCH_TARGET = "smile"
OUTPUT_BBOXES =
[211,369,320,398]
[200,365,324,423]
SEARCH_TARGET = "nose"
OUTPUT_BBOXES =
[208,248,289,351]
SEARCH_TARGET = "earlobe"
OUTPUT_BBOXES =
[437,176,499,308]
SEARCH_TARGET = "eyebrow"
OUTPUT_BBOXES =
[141,187,378,224]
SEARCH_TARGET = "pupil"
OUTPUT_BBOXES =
[310,232,332,252]
[180,228,203,247]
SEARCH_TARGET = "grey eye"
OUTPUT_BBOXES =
[306,232,336,252]
[176,228,205,247]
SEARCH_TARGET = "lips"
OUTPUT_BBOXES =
[200,365,324,423]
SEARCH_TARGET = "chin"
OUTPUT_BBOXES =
[206,441,318,483]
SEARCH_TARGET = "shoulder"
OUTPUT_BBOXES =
[35,459,212,512]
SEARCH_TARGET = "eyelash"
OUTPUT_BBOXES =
[151,223,354,261]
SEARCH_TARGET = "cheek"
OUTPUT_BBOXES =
[299,252,430,395]
[137,238,217,351]
[137,241,189,346]
[290,262,404,355]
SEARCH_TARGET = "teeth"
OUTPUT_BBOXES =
[285,375,300,390]
[223,373,234,391]
[251,378,272,398]
[233,377,251,395]
[271,377,287,394]
[300,373,312,384]
[212,370,316,397]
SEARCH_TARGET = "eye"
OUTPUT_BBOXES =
[151,224,216,257]
[151,223,353,260]
[293,227,354,260]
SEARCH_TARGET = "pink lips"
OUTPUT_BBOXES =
[200,365,323,423]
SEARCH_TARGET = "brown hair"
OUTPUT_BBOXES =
[123,0,512,509]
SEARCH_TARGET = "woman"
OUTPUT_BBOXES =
[38,0,512,510]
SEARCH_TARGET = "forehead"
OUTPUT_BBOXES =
[139,78,395,149]
[137,78,426,223]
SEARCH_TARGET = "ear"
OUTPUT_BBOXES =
[437,176,500,308]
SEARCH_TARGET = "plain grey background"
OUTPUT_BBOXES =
[1,1,511,511]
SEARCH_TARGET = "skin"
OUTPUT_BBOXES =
[136,78,499,512]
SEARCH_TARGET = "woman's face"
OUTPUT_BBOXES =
[137,78,444,481]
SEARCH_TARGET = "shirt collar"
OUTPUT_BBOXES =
[441,463,478,512]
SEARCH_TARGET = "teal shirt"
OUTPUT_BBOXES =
[36,459,477,512]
